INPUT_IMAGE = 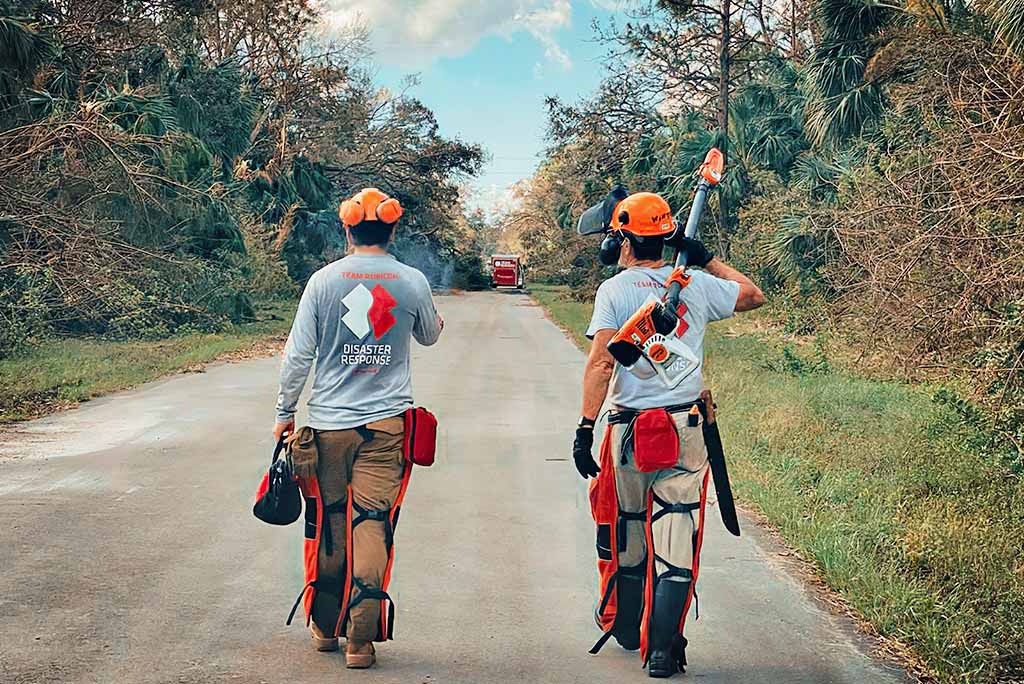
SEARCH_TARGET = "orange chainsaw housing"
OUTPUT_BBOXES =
[607,271,691,367]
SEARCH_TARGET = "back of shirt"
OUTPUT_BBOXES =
[585,266,739,409]
[276,254,442,430]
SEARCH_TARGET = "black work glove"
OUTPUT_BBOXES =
[678,237,715,268]
[573,427,601,479]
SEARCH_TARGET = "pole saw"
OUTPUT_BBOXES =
[576,147,740,536]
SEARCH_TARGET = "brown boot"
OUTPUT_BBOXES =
[310,623,339,652]
[345,640,376,669]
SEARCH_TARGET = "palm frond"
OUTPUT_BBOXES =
[0,16,53,72]
[817,0,900,42]
[761,213,830,282]
[987,0,1024,60]
[805,72,884,147]
[93,87,180,136]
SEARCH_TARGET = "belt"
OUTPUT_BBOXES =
[607,400,704,425]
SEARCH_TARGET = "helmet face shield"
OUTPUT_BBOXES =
[577,187,673,267]
[577,185,629,236]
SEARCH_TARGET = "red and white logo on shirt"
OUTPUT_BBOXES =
[342,283,397,339]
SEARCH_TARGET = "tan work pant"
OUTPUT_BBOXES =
[608,411,708,582]
[310,416,405,642]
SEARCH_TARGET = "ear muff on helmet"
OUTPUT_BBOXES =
[599,232,624,265]
[375,197,403,224]
[338,188,404,227]
[339,199,365,227]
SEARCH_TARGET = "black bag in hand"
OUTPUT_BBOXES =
[253,437,302,525]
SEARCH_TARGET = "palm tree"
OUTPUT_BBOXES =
[804,0,897,146]
[0,14,54,118]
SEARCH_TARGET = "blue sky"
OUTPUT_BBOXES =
[324,1,626,208]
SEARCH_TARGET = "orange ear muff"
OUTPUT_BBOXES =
[376,197,403,224]
[339,199,365,227]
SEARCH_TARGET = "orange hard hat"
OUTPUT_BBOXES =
[339,188,404,226]
[610,192,676,237]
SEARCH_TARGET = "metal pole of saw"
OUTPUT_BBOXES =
[665,177,712,311]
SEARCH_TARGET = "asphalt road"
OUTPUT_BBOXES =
[0,290,912,684]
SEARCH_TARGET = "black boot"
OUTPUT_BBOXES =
[612,565,644,651]
[647,579,689,678]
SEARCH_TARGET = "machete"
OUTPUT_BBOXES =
[699,389,740,536]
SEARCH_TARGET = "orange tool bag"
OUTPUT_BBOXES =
[285,407,437,640]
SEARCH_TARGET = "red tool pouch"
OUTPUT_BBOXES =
[403,407,438,466]
[632,409,679,472]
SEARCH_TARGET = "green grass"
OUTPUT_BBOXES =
[531,285,1024,684]
[530,283,592,349]
[0,301,295,423]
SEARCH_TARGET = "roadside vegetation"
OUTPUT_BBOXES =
[0,1,491,415]
[532,284,1023,684]
[0,300,293,423]
[500,0,1023,471]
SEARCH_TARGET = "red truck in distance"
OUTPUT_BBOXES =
[489,254,525,289]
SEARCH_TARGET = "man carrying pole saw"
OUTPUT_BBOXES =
[572,149,765,678]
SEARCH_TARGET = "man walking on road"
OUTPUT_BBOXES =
[572,191,765,678]
[274,188,443,669]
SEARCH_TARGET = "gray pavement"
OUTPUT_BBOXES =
[0,290,912,684]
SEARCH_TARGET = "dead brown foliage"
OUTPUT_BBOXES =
[0,112,216,348]
[825,34,1024,412]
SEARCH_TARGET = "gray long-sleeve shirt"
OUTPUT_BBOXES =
[276,254,442,430]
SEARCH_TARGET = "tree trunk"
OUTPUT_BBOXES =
[717,0,731,252]
[791,0,799,61]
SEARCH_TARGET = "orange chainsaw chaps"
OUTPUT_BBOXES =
[640,470,710,664]
[590,427,620,632]
[376,462,414,638]
[590,429,710,665]
[298,476,323,626]
[639,490,656,662]
[296,463,415,643]
[679,470,710,632]
[337,487,355,636]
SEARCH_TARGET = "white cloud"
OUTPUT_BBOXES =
[516,0,573,69]
[463,181,524,220]
[586,0,637,10]
[322,0,574,69]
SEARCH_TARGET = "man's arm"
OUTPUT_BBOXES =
[572,328,616,479]
[412,274,444,346]
[704,257,766,312]
[581,329,617,420]
[273,278,319,439]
